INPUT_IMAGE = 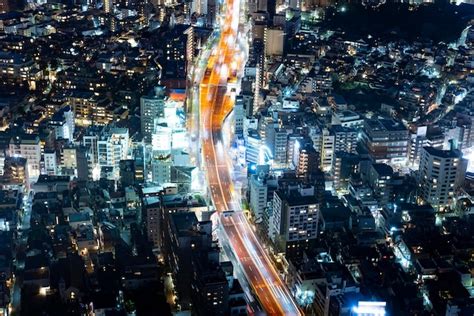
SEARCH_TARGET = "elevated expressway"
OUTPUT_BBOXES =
[197,0,303,314]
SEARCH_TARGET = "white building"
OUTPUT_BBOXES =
[320,128,334,172]
[246,132,262,164]
[331,125,358,154]
[97,127,130,180]
[43,150,57,175]
[49,106,75,141]
[62,147,77,171]
[9,134,42,180]
[418,146,467,210]
[331,110,364,128]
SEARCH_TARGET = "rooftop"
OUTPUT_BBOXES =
[423,146,462,159]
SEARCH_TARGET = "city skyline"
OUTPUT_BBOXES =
[0,0,473,316]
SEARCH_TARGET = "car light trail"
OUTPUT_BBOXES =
[196,0,302,313]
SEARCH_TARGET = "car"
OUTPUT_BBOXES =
[223,210,234,217]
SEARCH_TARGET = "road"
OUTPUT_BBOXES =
[197,0,302,314]
[11,191,33,315]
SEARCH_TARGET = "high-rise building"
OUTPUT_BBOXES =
[417,146,467,210]
[2,157,29,188]
[332,152,360,191]
[151,157,172,184]
[192,259,230,316]
[319,128,334,172]
[68,92,112,127]
[331,125,358,154]
[287,135,305,168]
[140,86,166,143]
[267,127,288,168]
[270,185,319,258]
[119,160,136,187]
[48,106,75,141]
[104,0,114,13]
[264,27,284,56]
[132,144,145,183]
[318,125,358,173]
[0,152,4,177]
[184,27,195,65]
[163,212,219,310]
[192,0,207,15]
[8,135,42,180]
[246,132,261,164]
[143,196,161,249]
[234,96,245,137]
[409,126,428,166]
[75,147,89,181]
[43,150,57,176]
[296,143,319,179]
[97,127,130,180]
[206,0,217,26]
[361,118,409,165]
[249,165,272,221]
[249,174,268,221]
[367,163,393,205]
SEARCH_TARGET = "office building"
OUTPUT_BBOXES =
[104,0,114,13]
[246,132,261,164]
[48,106,75,141]
[270,185,319,258]
[332,152,360,191]
[192,259,230,316]
[361,118,409,165]
[43,150,57,176]
[8,134,41,180]
[68,92,113,127]
[163,212,216,310]
[97,127,130,180]
[367,163,393,205]
[234,96,245,137]
[266,127,288,168]
[140,86,166,143]
[119,160,136,187]
[264,27,284,56]
[417,146,467,210]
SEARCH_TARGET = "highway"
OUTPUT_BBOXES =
[197,0,302,314]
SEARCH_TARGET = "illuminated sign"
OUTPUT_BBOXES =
[352,301,386,315]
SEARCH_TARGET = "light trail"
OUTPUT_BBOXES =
[196,0,303,313]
